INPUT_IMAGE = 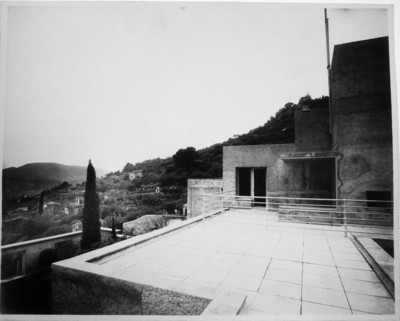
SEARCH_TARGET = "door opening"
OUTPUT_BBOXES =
[236,167,267,206]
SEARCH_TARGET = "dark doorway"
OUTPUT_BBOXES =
[237,168,251,196]
[254,168,266,206]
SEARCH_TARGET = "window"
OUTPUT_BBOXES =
[366,191,391,208]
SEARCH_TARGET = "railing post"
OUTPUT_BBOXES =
[202,193,205,223]
[220,188,223,214]
[343,200,348,238]
[265,196,269,231]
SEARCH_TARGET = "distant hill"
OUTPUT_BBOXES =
[2,162,108,199]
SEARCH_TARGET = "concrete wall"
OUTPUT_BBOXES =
[337,147,393,200]
[223,144,337,200]
[1,228,121,279]
[1,232,82,278]
[331,37,393,200]
[294,108,331,151]
[52,264,210,315]
[187,179,223,219]
[223,144,294,196]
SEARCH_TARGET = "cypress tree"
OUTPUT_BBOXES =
[81,160,101,249]
[111,214,117,241]
[39,191,44,215]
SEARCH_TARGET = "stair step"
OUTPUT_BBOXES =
[201,290,247,315]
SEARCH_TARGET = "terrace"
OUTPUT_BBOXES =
[52,195,395,316]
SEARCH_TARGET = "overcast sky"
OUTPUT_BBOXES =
[1,2,391,172]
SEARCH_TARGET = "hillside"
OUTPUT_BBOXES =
[2,163,108,199]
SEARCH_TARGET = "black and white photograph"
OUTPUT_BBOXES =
[0,0,398,317]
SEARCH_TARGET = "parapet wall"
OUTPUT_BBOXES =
[187,179,223,219]
[52,264,210,315]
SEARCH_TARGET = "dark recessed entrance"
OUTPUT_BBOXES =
[254,168,266,206]
[236,167,267,206]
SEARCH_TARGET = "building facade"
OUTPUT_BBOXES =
[223,37,392,205]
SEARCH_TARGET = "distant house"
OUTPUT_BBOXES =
[129,170,143,180]
[6,207,31,219]
[44,202,63,215]
[71,220,82,231]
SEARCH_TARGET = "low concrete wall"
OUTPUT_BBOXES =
[1,228,121,279]
[1,232,82,278]
[187,179,223,219]
[52,264,210,315]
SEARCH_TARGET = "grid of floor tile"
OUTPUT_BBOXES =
[97,208,395,315]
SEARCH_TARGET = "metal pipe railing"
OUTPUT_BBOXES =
[201,192,394,237]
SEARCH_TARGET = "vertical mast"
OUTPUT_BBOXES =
[325,9,333,134]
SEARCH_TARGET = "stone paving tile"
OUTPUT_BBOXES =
[251,293,301,314]
[212,252,242,263]
[158,261,200,279]
[174,255,208,267]
[302,285,350,309]
[200,259,237,273]
[230,262,268,279]
[341,278,391,297]
[331,251,366,262]
[246,245,275,257]
[238,255,271,267]
[352,310,377,315]
[335,259,372,270]
[269,259,302,272]
[265,267,302,284]
[303,246,331,255]
[239,307,269,315]
[273,251,303,262]
[221,242,252,254]
[177,279,218,298]
[184,248,216,259]
[301,301,352,315]
[303,263,339,277]
[303,255,336,266]
[258,278,301,300]
[131,257,172,273]
[337,267,380,282]
[329,245,361,254]
[142,242,171,252]
[347,292,395,314]
[302,272,343,291]
[186,267,229,286]
[202,290,247,315]
[221,273,263,292]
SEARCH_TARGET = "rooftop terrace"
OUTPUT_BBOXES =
[52,207,395,316]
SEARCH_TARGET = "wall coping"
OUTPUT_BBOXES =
[1,231,82,251]
[1,227,119,252]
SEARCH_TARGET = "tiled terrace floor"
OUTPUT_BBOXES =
[95,208,395,315]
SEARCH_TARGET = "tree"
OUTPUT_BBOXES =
[172,147,199,169]
[39,191,44,215]
[81,160,101,250]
